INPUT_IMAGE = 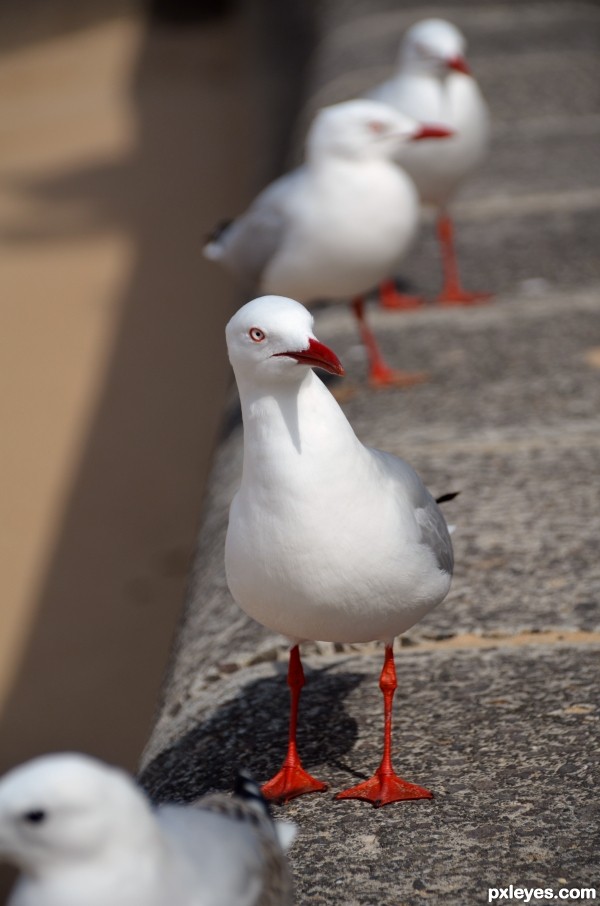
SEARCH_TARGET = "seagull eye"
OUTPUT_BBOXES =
[368,120,386,135]
[23,810,47,824]
[249,327,265,343]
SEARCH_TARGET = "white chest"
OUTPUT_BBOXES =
[262,161,418,300]
[389,73,490,205]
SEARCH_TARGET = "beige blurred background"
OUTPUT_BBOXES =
[0,0,273,775]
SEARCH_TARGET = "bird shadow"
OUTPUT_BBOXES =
[139,661,365,803]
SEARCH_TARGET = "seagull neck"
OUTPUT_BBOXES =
[397,55,446,81]
[306,147,371,171]
[237,369,361,483]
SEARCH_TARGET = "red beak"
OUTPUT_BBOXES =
[447,55,470,75]
[274,337,345,376]
[412,124,454,141]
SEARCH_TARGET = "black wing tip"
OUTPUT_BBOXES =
[206,218,234,245]
[233,770,272,818]
[436,491,460,505]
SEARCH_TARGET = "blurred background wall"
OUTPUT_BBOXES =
[0,0,314,787]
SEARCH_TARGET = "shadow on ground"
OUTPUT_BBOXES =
[140,663,364,801]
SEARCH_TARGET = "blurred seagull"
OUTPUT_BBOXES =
[205,99,451,387]
[368,18,491,305]
[225,296,454,807]
[0,753,296,906]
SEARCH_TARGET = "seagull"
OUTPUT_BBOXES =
[225,296,454,807]
[0,753,296,906]
[204,98,451,387]
[368,18,491,305]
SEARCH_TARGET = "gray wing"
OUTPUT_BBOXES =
[192,791,294,906]
[371,448,454,575]
[206,168,304,292]
[415,494,454,575]
[157,795,294,906]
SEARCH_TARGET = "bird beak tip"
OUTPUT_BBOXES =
[274,338,344,376]
[307,337,345,376]
[412,124,454,141]
[447,55,470,75]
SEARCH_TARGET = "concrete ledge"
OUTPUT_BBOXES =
[141,281,600,900]
[142,2,600,902]
[142,645,599,903]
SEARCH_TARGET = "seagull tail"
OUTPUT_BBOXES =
[203,218,233,260]
[436,492,459,535]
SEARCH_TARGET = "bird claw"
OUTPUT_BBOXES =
[379,290,426,311]
[436,289,492,306]
[261,764,327,803]
[335,769,433,807]
[369,366,429,389]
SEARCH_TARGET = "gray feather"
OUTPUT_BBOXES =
[156,790,294,906]
[207,170,304,292]
[415,497,454,574]
[371,448,454,575]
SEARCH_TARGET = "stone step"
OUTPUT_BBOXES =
[141,644,600,906]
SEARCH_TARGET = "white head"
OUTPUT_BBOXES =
[0,753,158,877]
[226,296,344,388]
[306,98,451,162]
[399,18,470,77]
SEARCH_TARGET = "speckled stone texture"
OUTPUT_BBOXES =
[142,647,600,904]
[141,0,600,902]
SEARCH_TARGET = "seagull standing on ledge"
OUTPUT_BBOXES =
[368,18,491,305]
[0,754,295,906]
[225,296,454,807]
[205,99,451,387]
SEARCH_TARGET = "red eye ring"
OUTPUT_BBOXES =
[249,327,265,342]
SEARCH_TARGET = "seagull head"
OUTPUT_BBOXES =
[226,296,344,386]
[306,99,450,162]
[0,753,157,876]
[400,18,470,78]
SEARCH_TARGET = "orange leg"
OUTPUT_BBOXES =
[336,645,433,807]
[436,213,492,305]
[261,646,327,803]
[351,297,428,389]
[378,278,425,311]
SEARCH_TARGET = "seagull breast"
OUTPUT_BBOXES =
[226,373,452,644]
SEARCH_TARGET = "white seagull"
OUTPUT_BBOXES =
[0,753,296,906]
[368,18,491,305]
[225,296,454,807]
[205,98,451,387]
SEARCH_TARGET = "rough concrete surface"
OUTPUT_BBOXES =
[142,1,600,903]
[142,647,600,904]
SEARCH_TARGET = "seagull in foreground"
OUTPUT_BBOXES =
[368,18,491,305]
[205,98,451,387]
[0,753,296,906]
[225,296,454,807]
